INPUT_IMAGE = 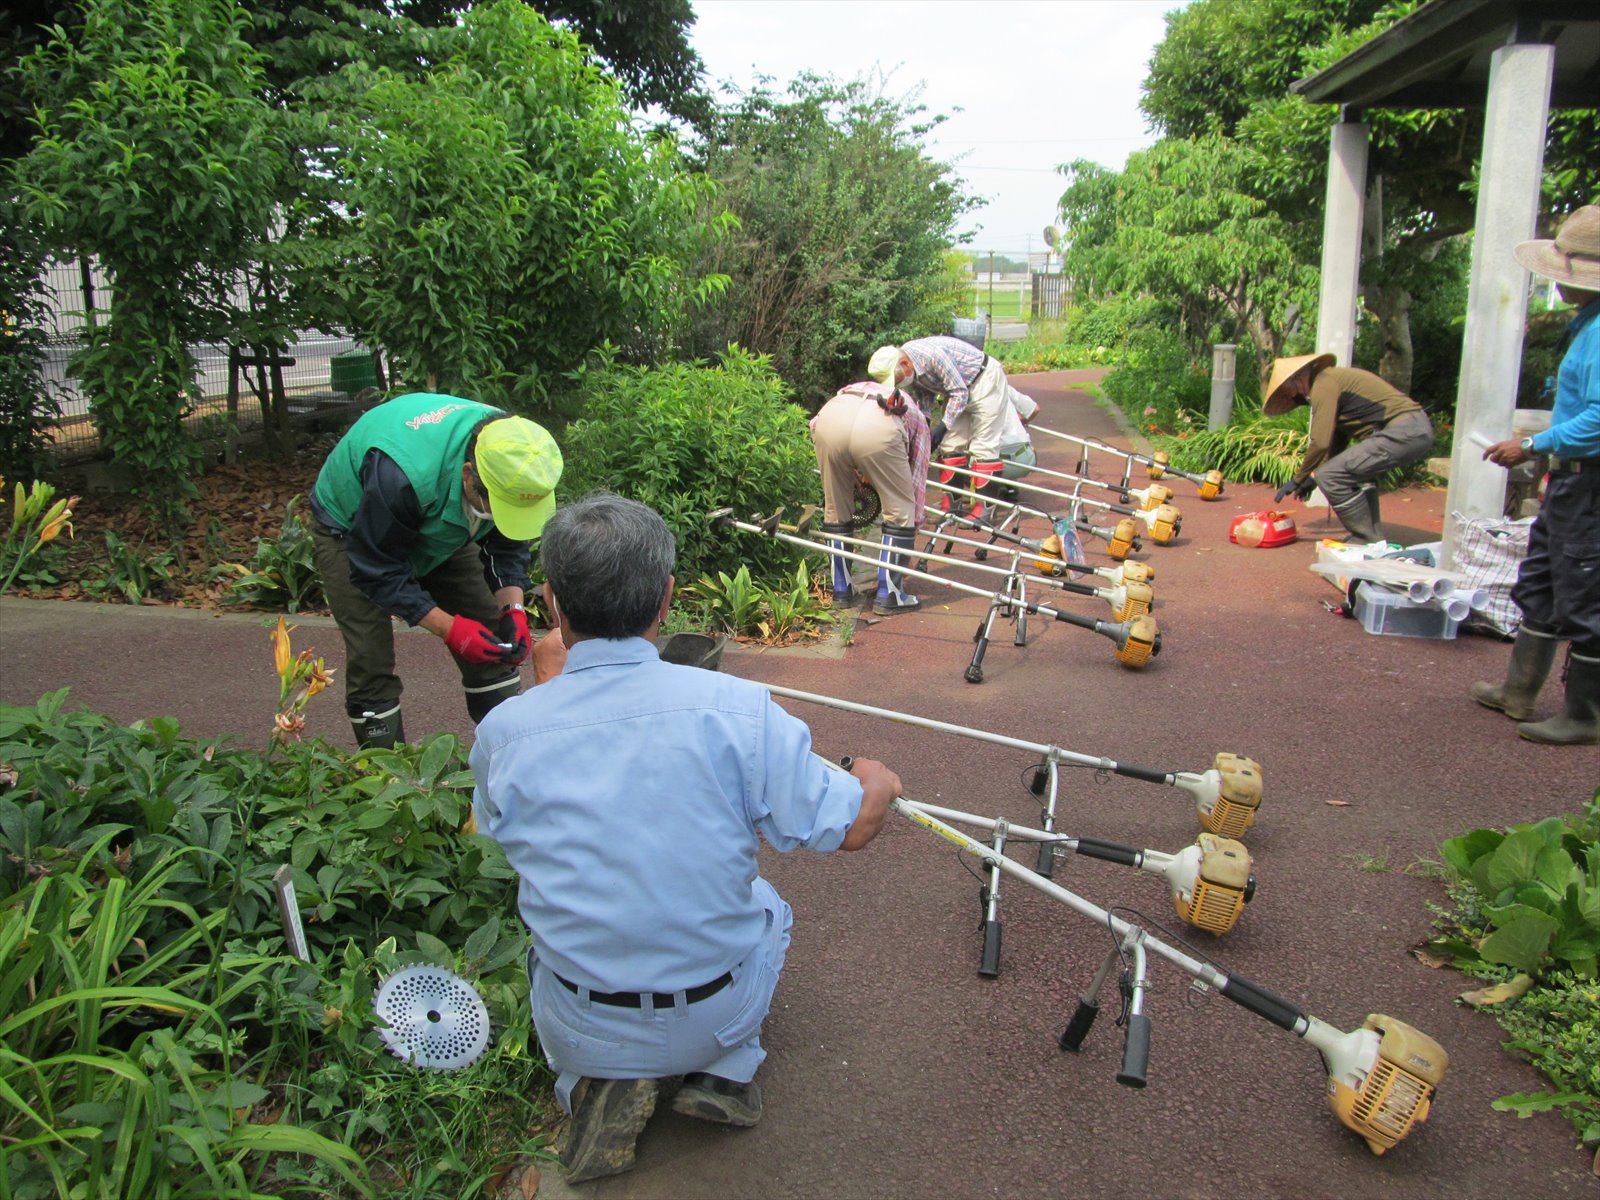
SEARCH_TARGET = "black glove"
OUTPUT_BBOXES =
[1272,480,1298,504]
[929,422,947,453]
[1296,476,1317,500]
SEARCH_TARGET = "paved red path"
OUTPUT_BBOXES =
[3,370,1595,1197]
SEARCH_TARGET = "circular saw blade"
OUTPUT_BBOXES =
[852,483,882,531]
[373,964,490,1070]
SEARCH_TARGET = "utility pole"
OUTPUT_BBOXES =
[986,251,995,339]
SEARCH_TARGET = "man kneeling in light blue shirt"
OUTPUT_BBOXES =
[470,494,901,1185]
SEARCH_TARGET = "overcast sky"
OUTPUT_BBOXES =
[687,0,1183,260]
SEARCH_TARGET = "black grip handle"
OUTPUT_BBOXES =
[1029,765,1049,796]
[1058,998,1099,1051]
[1116,1013,1151,1088]
[1116,762,1172,785]
[1221,976,1305,1031]
[1073,837,1140,867]
[979,920,1002,978]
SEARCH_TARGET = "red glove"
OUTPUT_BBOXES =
[496,603,531,666]
[444,614,515,665]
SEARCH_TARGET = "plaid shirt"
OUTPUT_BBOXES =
[900,336,988,424]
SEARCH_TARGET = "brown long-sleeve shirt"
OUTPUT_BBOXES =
[1296,367,1424,481]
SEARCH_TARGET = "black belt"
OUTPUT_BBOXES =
[1548,456,1596,475]
[557,970,734,1008]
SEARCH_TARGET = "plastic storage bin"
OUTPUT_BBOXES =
[1352,581,1461,640]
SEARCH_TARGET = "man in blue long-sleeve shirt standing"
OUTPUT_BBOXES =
[1476,205,1600,745]
[470,494,901,1184]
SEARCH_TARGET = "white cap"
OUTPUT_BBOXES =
[867,345,902,385]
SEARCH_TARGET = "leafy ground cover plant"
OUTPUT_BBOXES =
[684,561,831,643]
[0,624,556,1197]
[1426,793,1600,1155]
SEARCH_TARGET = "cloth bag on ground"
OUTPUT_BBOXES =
[1452,511,1533,637]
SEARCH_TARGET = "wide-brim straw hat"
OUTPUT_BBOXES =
[1514,205,1600,290]
[1263,352,1336,416]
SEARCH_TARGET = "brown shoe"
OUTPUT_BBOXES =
[671,1073,763,1127]
[560,1077,658,1184]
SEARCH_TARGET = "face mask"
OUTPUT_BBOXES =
[463,495,493,536]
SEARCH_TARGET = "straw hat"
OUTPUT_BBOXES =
[1514,205,1600,290]
[1263,353,1336,416]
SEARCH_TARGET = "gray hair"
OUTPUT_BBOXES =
[540,494,676,638]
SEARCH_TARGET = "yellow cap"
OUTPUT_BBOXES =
[475,417,563,541]
[867,345,902,385]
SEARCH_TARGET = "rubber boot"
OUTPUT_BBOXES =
[821,520,863,609]
[937,455,971,514]
[1471,627,1558,720]
[874,523,921,615]
[1332,492,1383,544]
[465,675,520,723]
[1362,485,1383,537]
[352,704,404,749]
[968,458,1005,523]
[1517,652,1600,746]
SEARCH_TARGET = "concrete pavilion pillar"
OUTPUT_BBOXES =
[1442,41,1554,568]
[1314,108,1368,370]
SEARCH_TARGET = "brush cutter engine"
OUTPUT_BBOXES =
[1163,833,1255,935]
[1113,614,1161,667]
[1130,483,1175,511]
[1106,518,1139,560]
[1316,1014,1449,1154]
[1108,581,1153,621]
[1180,752,1264,837]
[1141,503,1182,545]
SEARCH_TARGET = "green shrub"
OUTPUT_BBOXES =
[1101,327,1214,436]
[1065,295,1178,355]
[561,347,820,588]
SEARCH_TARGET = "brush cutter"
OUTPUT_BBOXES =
[927,478,1144,561]
[780,509,1156,623]
[765,684,1261,872]
[922,505,1157,591]
[896,520,1154,621]
[710,508,1161,673]
[1031,424,1226,501]
[1013,457,1184,522]
[938,461,1182,546]
[820,756,1445,1155]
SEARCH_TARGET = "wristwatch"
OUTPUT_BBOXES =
[1519,436,1535,453]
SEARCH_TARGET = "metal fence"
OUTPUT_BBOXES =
[33,256,379,464]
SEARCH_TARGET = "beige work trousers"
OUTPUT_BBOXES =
[941,357,1011,460]
[812,390,918,528]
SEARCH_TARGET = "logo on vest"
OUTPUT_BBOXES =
[406,402,477,429]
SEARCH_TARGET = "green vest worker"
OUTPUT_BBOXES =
[308,394,564,748]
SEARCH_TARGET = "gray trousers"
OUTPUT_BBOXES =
[1314,410,1434,508]
[311,530,518,718]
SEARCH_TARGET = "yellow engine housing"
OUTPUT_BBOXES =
[1119,560,1154,585]
[1107,518,1139,561]
[1139,484,1175,511]
[1148,504,1182,545]
[1114,581,1154,622]
[1114,614,1159,669]
[1198,469,1224,500]
[1034,534,1067,575]
[1328,1015,1449,1154]
[1172,834,1252,935]
[1147,450,1169,480]
[1197,753,1263,838]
